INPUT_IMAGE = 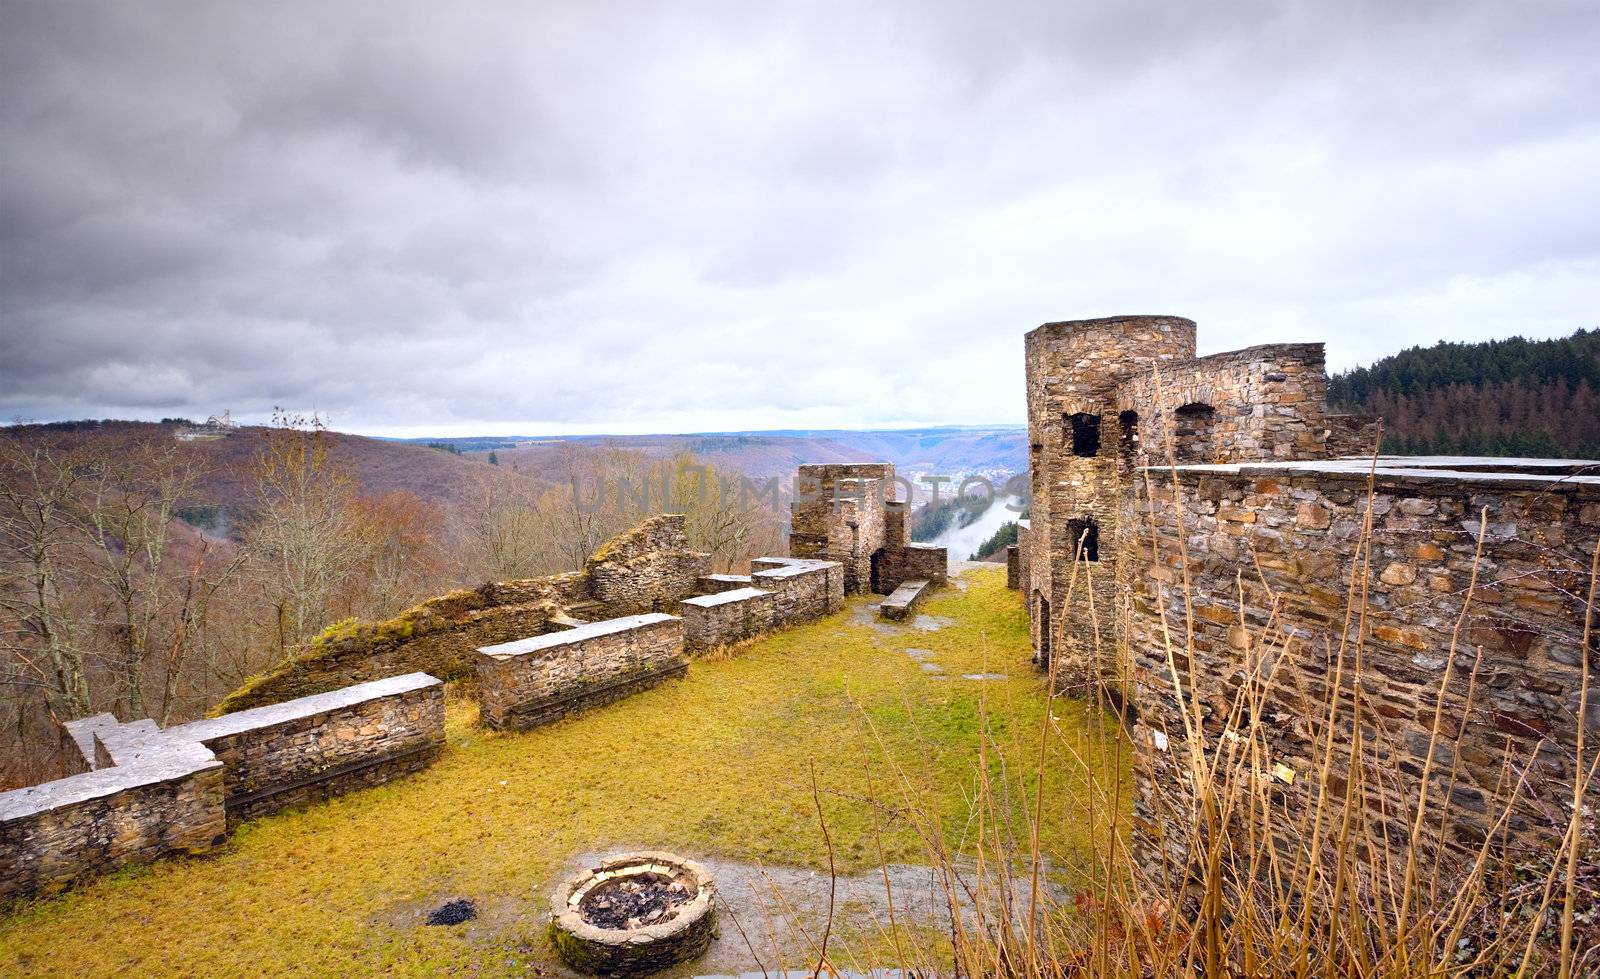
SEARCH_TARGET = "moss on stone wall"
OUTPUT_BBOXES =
[215,517,709,716]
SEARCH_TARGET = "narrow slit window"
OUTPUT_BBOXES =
[1066,518,1099,562]
[1066,412,1101,457]
[1173,403,1216,464]
[1118,410,1139,458]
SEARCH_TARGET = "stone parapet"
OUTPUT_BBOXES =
[476,614,686,731]
[680,587,777,653]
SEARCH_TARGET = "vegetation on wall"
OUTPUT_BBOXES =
[1329,327,1600,457]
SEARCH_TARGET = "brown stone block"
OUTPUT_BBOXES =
[1372,624,1429,649]
[1380,563,1417,586]
[1410,542,1446,562]
[1295,503,1330,530]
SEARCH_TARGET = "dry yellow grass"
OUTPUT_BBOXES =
[0,566,1127,977]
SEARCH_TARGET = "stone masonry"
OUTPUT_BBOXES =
[476,614,687,731]
[1122,457,1600,879]
[0,673,443,900]
[789,462,948,596]
[1015,313,1598,890]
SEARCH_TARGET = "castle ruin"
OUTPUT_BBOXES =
[1012,314,1599,884]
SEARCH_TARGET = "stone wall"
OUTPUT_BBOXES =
[167,674,444,823]
[476,614,687,731]
[0,742,224,901]
[1119,457,1600,882]
[751,558,846,626]
[904,543,949,587]
[220,514,708,713]
[2,673,444,900]
[680,587,777,653]
[584,514,712,615]
[1115,343,1334,464]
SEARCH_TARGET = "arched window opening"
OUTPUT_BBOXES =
[1174,403,1216,464]
[1065,412,1101,457]
[1066,518,1099,562]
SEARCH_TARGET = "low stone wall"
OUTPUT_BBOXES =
[903,543,949,586]
[680,587,776,653]
[1005,545,1021,589]
[751,558,846,626]
[476,614,686,731]
[2,673,446,901]
[0,742,225,901]
[167,674,444,823]
[1119,458,1600,885]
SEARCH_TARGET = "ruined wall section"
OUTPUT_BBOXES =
[1023,316,1196,693]
[3,673,445,901]
[791,463,893,594]
[220,515,707,713]
[1116,343,1337,464]
[168,674,444,823]
[1119,460,1600,883]
[583,513,712,615]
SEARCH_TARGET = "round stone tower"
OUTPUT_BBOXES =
[1022,315,1197,692]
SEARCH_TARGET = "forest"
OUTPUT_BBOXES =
[0,418,783,788]
[1328,327,1600,457]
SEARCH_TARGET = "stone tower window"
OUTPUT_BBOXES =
[1066,412,1101,457]
[1066,518,1099,561]
[1173,403,1216,463]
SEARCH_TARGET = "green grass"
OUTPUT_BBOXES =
[0,567,1126,976]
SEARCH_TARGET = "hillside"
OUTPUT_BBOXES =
[1328,328,1600,458]
[8,420,518,522]
[406,425,1029,481]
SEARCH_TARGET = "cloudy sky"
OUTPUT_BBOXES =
[2,1,1597,437]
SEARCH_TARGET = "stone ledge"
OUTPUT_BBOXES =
[881,580,930,621]
[0,741,222,823]
[478,613,679,660]
[169,672,442,743]
[681,587,771,608]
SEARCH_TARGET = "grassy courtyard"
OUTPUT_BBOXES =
[0,566,1127,976]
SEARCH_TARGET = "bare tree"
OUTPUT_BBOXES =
[245,410,367,650]
[0,434,93,727]
[76,432,207,717]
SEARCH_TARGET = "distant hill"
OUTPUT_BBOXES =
[401,426,1028,481]
[6,421,513,525]
[1328,329,1600,458]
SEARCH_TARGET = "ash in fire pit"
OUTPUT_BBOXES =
[578,872,692,930]
[425,899,477,926]
[551,851,716,975]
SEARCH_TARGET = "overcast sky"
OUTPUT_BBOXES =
[2,1,1597,437]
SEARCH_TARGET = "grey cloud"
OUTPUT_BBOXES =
[2,0,1597,435]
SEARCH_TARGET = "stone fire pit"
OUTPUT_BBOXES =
[550,851,716,975]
